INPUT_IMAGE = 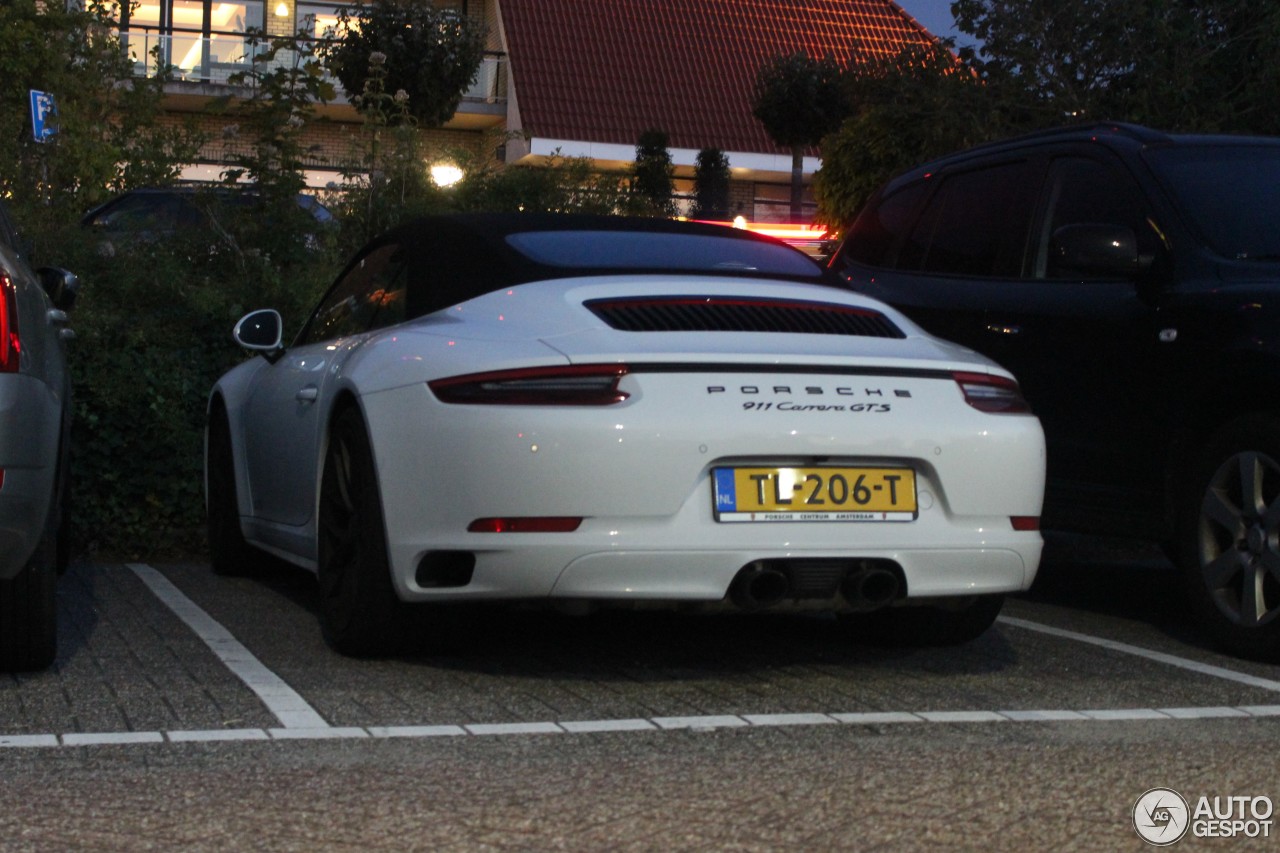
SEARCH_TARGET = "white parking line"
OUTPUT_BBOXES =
[127,563,329,730]
[6,572,1279,751]
[3,705,1280,750]
[997,615,1280,693]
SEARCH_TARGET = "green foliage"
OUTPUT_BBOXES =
[320,0,485,128]
[209,28,338,270]
[327,50,448,247]
[752,52,848,149]
[63,221,335,557]
[0,0,203,235]
[813,41,994,228]
[692,148,731,220]
[629,130,676,216]
[952,0,1280,133]
[452,147,630,215]
[814,1,1280,228]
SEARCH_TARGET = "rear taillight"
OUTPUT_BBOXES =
[0,272,18,373]
[953,371,1031,414]
[429,364,630,406]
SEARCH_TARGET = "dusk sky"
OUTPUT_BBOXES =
[893,0,980,49]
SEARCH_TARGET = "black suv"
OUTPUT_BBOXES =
[828,122,1280,659]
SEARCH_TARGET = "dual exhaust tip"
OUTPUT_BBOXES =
[729,559,903,612]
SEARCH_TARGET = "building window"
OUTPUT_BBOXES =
[120,0,265,81]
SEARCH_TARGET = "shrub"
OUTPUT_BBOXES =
[58,216,335,557]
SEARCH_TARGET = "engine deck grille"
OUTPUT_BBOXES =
[585,297,904,338]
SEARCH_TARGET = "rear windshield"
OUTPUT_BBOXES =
[1145,144,1280,260]
[505,230,823,278]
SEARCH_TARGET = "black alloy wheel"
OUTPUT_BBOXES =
[1180,417,1280,660]
[317,406,405,657]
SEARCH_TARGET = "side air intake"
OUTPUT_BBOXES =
[585,296,905,338]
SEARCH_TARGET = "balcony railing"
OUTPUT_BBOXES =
[119,28,507,104]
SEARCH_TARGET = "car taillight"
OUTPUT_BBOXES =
[429,364,630,406]
[0,272,18,373]
[953,371,1031,414]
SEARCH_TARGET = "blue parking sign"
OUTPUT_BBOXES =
[30,90,57,143]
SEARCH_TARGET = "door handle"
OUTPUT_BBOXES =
[296,386,319,403]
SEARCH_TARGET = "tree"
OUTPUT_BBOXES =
[692,148,731,220]
[630,129,675,216]
[0,0,201,237]
[752,52,847,221]
[952,0,1280,134]
[813,41,994,228]
[321,1,486,128]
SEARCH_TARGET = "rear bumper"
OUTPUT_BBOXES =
[363,375,1046,607]
[397,538,1039,607]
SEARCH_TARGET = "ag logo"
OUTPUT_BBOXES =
[1134,788,1190,846]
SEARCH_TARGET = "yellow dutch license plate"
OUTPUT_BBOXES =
[713,466,917,522]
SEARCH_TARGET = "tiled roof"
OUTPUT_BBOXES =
[497,0,938,157]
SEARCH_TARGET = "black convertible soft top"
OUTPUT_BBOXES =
[353,213,830,321]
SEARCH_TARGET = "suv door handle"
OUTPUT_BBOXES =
[296,386,319,403]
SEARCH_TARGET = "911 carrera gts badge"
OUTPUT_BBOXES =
[706,385,910,413]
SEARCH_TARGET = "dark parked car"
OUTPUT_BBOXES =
[829,122,1280,659]
[81,185,334,253]
[0,200,77,671]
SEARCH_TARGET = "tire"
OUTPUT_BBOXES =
[839,595,1005,647]
[206,405,263,577]
[1176,416,1280,660]
[317,407,406,657]
[0,519,58,673]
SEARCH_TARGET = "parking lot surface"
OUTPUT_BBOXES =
[3,536,1280,850]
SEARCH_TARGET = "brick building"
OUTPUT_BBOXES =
[115,0,938,224]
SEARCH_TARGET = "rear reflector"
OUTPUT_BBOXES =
[468,517,584,533]
[953,371,1031,414]
[1011,516,1040,531]
[430,365,629,406]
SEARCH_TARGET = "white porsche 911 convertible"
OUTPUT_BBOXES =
[207,214,1046,656]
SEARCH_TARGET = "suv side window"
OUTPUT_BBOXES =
[841,181,929,267]
[1034,156,1156,278]
[898,160,1034,277]
[298,244,407,345]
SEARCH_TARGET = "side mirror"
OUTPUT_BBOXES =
[37,267,79,311]
[1049,224,1146,278]
[233,309,283,354]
